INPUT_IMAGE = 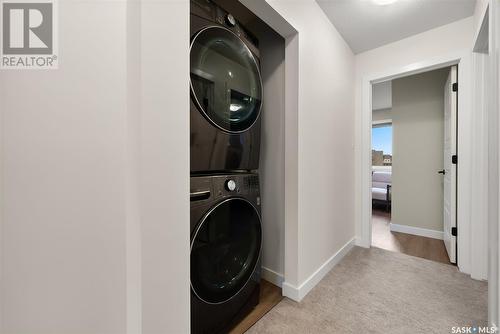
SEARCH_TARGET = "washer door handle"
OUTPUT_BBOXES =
[190,190,211,201]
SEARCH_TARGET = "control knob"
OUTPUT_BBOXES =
[225,179,236,192]
[225,14,236,27]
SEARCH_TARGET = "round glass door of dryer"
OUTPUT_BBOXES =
[190,198,262,304]
[190,26,262,133]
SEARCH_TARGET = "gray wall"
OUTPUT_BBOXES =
[391,68,449,232]
[255,25,286,280]
[373,108,392,122]
[372,81,392,110]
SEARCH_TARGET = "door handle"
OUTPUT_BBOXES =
[190,190,211,201]
[438,169,446,175]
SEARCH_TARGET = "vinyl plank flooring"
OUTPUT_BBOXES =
[372,209,451,265]
[228,280,283,334]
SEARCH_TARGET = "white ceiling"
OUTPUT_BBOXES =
[316,0,476,54]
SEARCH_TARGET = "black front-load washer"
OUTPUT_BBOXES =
[190,173,262,334]
[190,0,262,173]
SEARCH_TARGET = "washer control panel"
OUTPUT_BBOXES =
[192,174,259,200]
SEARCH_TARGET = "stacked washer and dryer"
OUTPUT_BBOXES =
[190,0,264,333]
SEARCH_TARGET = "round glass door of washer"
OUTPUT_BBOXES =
[190,198,262,304]
[190,26,263,133]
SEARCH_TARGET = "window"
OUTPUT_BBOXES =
[372,123,392,167]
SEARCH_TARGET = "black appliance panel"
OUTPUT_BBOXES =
[190,173,261,334]
[190,1,261,173]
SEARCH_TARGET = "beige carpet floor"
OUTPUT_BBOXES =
[248,247,487,334]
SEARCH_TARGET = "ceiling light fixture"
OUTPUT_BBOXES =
[373,0,399,5]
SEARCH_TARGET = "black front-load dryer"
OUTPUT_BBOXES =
[190,173,262,334]
[190,0,262,173]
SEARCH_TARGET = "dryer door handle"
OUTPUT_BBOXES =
[190,190,211,201]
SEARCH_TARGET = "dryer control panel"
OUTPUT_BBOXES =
[214,7,259,47]
[191,0,259,51]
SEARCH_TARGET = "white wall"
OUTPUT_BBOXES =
[355,17,474,75]
[355,17,474,248]
[0,0,190,333]
[267,0,355,295]
[492,0,500,325]
[138,1,190,333]
[486,0,500,326]
[391,69,448,233]
[474,0,490,39]
[0,1,128,332]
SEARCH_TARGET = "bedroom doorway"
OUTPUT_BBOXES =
[371,118,394,254]
[370,67,456,265]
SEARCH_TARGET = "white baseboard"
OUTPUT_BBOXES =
[355,236,370,248]
[261,266,284,288]
[282,281,300,301]
[390,223,444,240]
[282,237,356,302]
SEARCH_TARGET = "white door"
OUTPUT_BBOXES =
[443,66,457,264]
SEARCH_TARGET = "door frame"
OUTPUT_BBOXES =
[358,50,475,276]
[471,3,490,282]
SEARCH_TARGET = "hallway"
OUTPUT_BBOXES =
[247,247,487,334]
